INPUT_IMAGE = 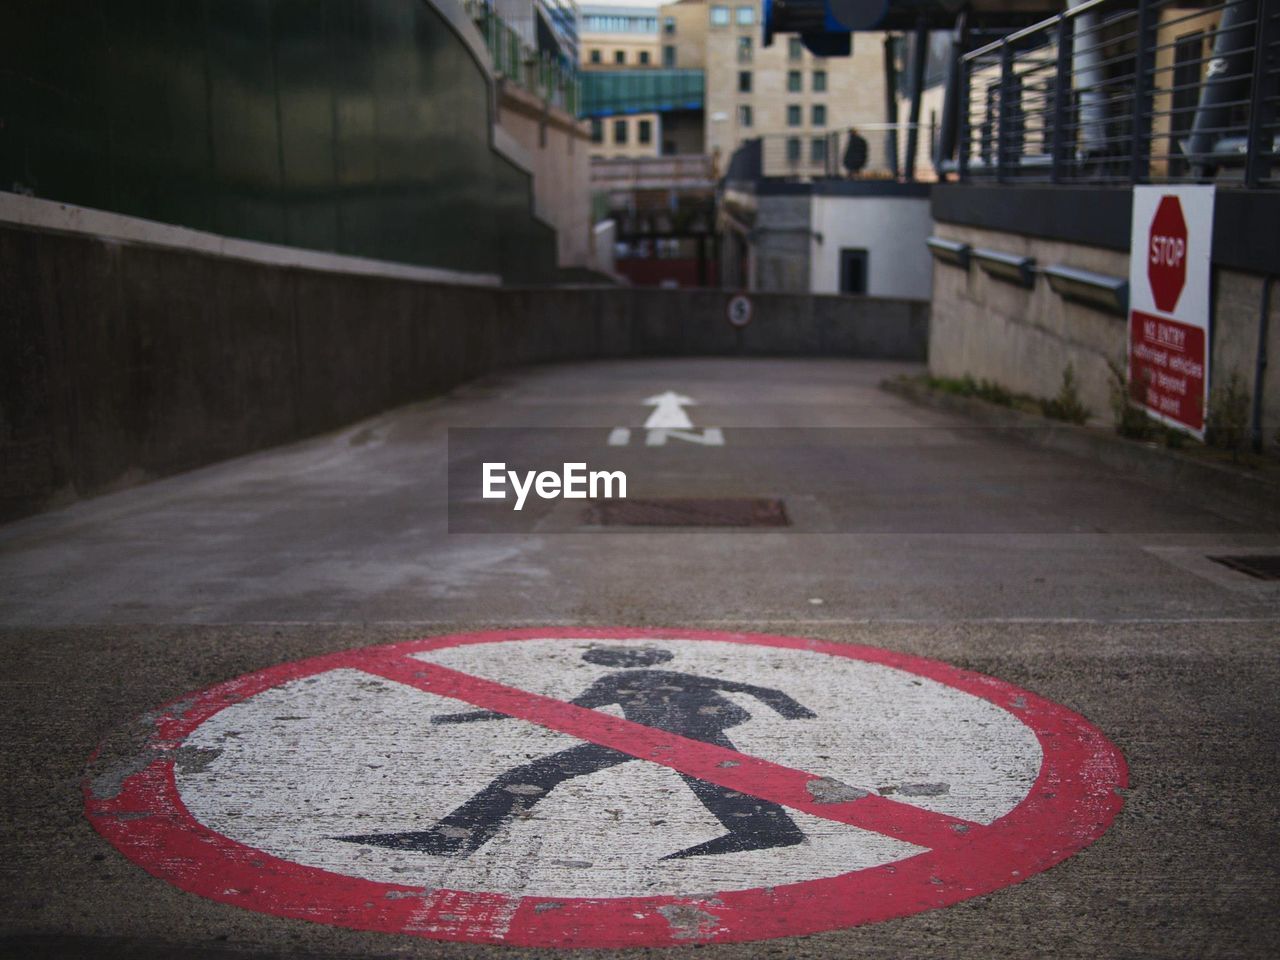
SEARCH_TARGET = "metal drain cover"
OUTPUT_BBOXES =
[1206,555,1280,581]
[586,498,789,527]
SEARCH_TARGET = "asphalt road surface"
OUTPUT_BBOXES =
[2,358,1277,959]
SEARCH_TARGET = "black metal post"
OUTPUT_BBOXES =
[1244,0,1279,187]
[905,17,929,181]
[934,12,969,177]
[958,54,971,180]
[1129,0,1155,182]
[1051,13,1075,183]
[998,41,1014,182]
[1251,276,1272,451]
[883,35,901,179]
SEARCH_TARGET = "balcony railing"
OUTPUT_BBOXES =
[752,128,916,180]
[467,0,581,115]
[590,155,718,191]
[956,0,1280,187]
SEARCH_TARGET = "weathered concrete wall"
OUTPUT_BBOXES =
[810,195,933,298]
[0,222,928,521]
[495,82,593,271]
[752,196,812,294]
[929,222,1279,441]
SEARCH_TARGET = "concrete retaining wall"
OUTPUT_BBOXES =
[929,222,1279,441]
[0,222,928,521]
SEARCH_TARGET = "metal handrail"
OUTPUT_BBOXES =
[466,0,582,116]
[955,0,1279,188]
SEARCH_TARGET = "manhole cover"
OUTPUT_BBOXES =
[586,498,789,527]
[1206,555,1280,581]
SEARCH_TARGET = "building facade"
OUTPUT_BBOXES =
[667,0,888,176]
[580,4,664,157]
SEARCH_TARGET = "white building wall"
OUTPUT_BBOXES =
[808,195,933,298]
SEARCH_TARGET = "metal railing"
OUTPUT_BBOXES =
[957,0,1279,187]
[756,128,917,180]
[467,0,581,115]
[590,155,719,190]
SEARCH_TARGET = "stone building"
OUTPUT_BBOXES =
[667,0,888,176]
[580,4,664,157]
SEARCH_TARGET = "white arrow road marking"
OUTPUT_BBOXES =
[643,392,696,430]
[646,428,724,446]
[607,393,724,446]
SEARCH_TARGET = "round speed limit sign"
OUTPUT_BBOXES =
[726,293,753,328]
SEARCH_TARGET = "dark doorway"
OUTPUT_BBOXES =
[839,248,868,294]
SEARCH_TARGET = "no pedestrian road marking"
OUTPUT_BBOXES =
[85,629,1126,947]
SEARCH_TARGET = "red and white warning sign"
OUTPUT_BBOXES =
[1128,185,1215,438]
[85,628,1126,947]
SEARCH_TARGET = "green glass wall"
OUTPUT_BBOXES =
[580,70,704,118]
[0,0,555,283]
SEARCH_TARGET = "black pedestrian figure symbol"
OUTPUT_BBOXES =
[337,646,817,860]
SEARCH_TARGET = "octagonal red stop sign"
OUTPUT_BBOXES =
[1147,195,1188,313]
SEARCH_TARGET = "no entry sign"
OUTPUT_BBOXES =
[1128,185,1215,438]
[85,629,1126,947]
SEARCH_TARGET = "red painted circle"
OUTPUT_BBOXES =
[84,628,1127,947]
[1148,194,1188,313]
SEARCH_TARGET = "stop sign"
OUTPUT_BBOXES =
[1147,195,1188,313]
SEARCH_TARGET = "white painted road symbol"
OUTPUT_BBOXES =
[643,391,696,429]
[85,628,1126,947]
[608,392,724,447]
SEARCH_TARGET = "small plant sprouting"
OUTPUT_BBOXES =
[1106,358,1156,440]
[1041,363,1090,424]
[926,374,1015,407]
[1205,372,1251,462]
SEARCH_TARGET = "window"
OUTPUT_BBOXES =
[638,119,652,144]
[664,16,675,35]
[787,70,801,92]
[589,49,601,64]
[590,119,603,144]
[738,104,753,127]
[614,119,628,144]
[812,70,827,92]
[811,137,827,164]
[711,5,730,26]
[811,104,826,126]
[639,50,650,65]
[737,35,752,62]
[788,37,803,61]
[663,45,676,67]
[614,50,626,64]
[787,104,802,127]
[586,14,659,33]
[738,70,752,93]
[786,137,801,163]
[736,5,754,25]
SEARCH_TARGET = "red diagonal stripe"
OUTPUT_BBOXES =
[357,655,981,851]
